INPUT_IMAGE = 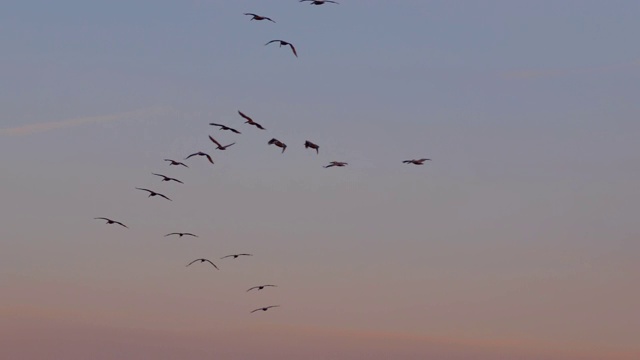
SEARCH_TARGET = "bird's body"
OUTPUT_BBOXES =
[238,111,265,130]
[265,40,298,58]
[247,285,277,292]
[165,232,198,238]
[244,13,276,23]
[135,188,172,201]
[94,217,128,228]
[164,159,188,168]
[403,158,431,165]
[209,123,241,134]
[209,136,236,150]
[186,258,219,270]
[300,0,339,4]
[185,152,214,164]
[324,161,348,168]
[221,253,253,259]
[152,173,184,184]
[304,140,319,154]
[268,138,287,153]
[251,305,280,313]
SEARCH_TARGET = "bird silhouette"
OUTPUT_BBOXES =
[152,173,184,184]
[209,136,236,150]
[251,305,280,313]
[94,217,128,228]
[247,285,277,292]
[186,258,219,270]
[165,232,198,238]
[164,159,189,168]
[324,161,348,168]
[304,140,319,154]
[265,40,298,58]
[238,111,265,130]
[244,13,276,23]
[268,138,287,153]
[300,0,339,4]
[221,253,253,259]
[403,158,431,165]
[185,151,214,164]
[209,122,241,134]
[135,188,172,201]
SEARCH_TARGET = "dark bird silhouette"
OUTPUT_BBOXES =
[221,253,253,259]
[238,111,265,130]
[244,13,276,23]
[247,285,277,292]
[265,40,298,58]
[324,161,348,168]
[209,136,236,150]
[251,305,280,313]
[164,159,189,168]
[186,258,219,270]
[300,0,339,4]
[94,217,128,228]
[268,138,287,153]
[135,188,172,201]
[209,122,241,134]
[185,151,214,164]
[165,232,198,238]
[152,173,184,184]
[304,140,319,154]
[403,158,431,165]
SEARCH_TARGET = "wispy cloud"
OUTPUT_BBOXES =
[0,106,172,136]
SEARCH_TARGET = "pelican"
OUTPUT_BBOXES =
[165,232,198,238]
[135,188,172,201]
[300,0,339,4]
[238,111,266,130]
[403,158,431,165]
[152,173,184,184]
[251,305,280,313]
[304,140,319,154]
[324,161,348,168]
[185,151,214,164]
[164,159,188,168]
[209,136,236,150]
[265,40,298,58]
[247,285,277,292]
[268,138,287,153]
[209,123,241,134]
[186,258,219,270]
[221,253,253,259]
[244,13,276,23]
[94,217,128,228]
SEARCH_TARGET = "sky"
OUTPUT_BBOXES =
[1,1,639,359]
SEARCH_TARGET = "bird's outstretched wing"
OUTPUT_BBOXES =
[185,153,199,160]
[152,173,167,179]
[288,43,298,57]
[223,142,236,149]
[247,286,259,292]
[253,122,265,130]
[265,40,281,46]
[238,110,253,122]
[220,255,234,259]
[203,259,219,269]
[157,193,172,201]
[94,217,109,221]
[186,259,201,267]
[204,153,214,164]
[136,187,153,194]
[184,233,198,237]
[165,233,179,237]
[114,221,128,228]
[209,136,223,148]
[244,13,258,17]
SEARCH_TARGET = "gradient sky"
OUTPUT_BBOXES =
[1,1,639,359]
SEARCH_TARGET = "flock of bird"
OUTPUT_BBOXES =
[94,1,430,316]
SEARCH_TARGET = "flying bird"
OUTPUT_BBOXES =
[186,258,219,270]
[209,122,241,134]
[265,40,298,58]
[244,13,276,23]
[247,285,277,292]
[324,161,348,168]
[221,253,253,259]
[403,158,431,165]
[238,111,265,130]
[94,217,128,228]
[300,0,339,4]
[164,159,188,168]
[251,305,280,313]
[185,151,214,164]
[268,138,287,153]
[165,232,198,238]
[135,188,172,201]
[152,173,184,184]
[209,136,236,150]
[304,140,319,154]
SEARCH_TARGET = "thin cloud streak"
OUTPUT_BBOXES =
[0,106,172,136]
